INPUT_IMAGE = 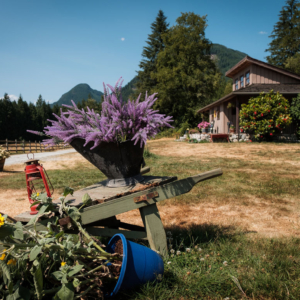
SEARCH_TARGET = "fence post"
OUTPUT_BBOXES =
[39,141,42,152]
[22,140,25,153]
[5,139,8,151]
[35,141,37,152]
[15,139,18,153]
[29,141,31,153]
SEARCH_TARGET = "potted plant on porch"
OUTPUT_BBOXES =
[0,146,10,172]
[197,121,210,133]
[28,78,173,186]
[230,124,235,133]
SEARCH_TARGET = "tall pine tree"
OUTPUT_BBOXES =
[152,12,218,127]
[136,10,169,99]
[266,0,300,67]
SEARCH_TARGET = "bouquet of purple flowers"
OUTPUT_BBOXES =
[28,78,173,149]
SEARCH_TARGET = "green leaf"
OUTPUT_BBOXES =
[82,193,92,206]
[33,264,43,300]
[51,271,63,281]
[13,222,24,240]
[55,283,74,300]
[68,207,81,222]
[30,201,41,208]
[27,204,50,225]
[0,260,11,284]
[72,278,80,288]
[38,193,48,203]
[67,264,83,277]
[55,231,64,239]
[61,274,68,284]
[8,280,13,294]
[29,245,42,261]
[63,187,74,197]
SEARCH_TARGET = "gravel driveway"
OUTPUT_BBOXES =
[5,149,76,165]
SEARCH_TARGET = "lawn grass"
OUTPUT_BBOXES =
[119,225,300,299]
[1,141,300,299]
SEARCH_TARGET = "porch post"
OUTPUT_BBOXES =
[236,97,239,140]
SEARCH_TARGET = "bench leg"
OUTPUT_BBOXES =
[139,203,168,256]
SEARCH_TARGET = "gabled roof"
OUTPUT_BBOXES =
[225,56,300,81]
[197,84,300,113]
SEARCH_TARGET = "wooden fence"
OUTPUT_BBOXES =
[0,139,72,154]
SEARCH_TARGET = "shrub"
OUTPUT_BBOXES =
[239,91,292,140]
[0,146,10,160]
[290,94,300,138]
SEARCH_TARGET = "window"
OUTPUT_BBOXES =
[217,110,220,120]
[240,75,244,88]
[235,78,238,90]
[245,71,250,85]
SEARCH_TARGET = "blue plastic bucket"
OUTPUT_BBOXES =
[105,233,164,297]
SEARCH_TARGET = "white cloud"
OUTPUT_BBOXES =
[8,94,18,101]
[259,31,267,35]
[121,37,125,41]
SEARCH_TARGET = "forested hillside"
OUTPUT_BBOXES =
[121,76,139,101]
[51,84,103,107]
[211,44,247,75]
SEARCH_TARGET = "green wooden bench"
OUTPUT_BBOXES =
[15,168,223,256]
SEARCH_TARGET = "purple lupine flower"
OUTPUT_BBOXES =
[27,77,173,149]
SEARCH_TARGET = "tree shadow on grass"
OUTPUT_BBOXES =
[0,170,23,174]
[164,222,257,246]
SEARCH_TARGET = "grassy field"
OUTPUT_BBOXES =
[1,139,300,299]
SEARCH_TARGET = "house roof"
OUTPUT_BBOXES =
[197,84,300,113]
[225,56,300,81]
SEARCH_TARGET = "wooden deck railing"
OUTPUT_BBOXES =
[0,139,72,154]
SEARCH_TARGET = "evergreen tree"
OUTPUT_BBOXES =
[136,10,169,99]
[284,52,300,74]
[152,12,218,127]
[266,0,300,67]
[0,94,17,139]
[52,104,60,115]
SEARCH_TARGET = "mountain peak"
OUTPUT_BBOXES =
[51,84,103,107]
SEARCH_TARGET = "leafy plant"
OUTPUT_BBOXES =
[227,102,235,109]
[0,146,10,160]
[239,91,292,140]
[28,78,173,149]
[290,93,300,138]
[0,188,122,299]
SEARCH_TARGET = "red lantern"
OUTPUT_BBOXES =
[24,155,54,215]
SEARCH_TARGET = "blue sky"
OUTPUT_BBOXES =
[0,0,286,104]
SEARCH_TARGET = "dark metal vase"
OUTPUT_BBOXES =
[70,139,145,187]
[0,159,5,172]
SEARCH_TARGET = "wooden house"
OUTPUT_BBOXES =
[197,56,300,135]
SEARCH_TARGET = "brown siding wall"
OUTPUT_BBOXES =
[251,65,300,84]
[231,64,300,91]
